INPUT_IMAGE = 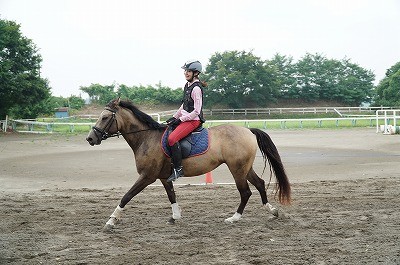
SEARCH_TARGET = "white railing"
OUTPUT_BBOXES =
[8,113,162,133]
[205,117,378,129]
[7,116,382,133]
[156,106,392,118]
[3,106,396,134]
[376,109,400,134]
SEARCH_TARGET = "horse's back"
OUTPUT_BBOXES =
[208,124,258,159]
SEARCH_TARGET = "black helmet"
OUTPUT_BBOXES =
[181,60,202,73]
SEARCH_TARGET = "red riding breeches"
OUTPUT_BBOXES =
[168,120,201,146]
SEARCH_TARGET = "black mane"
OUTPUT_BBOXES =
[108,99,167,131]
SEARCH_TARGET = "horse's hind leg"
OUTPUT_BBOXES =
[225,173,252,224]
[160,179,181,224]
[247,167,278,217]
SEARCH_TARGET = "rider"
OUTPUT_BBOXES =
[166,60,207,182]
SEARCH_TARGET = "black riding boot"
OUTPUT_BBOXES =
[167,142,184,182]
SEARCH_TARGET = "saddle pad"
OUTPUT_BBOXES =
[161,128,210,158]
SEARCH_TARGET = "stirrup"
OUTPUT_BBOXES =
[167,167,184,182]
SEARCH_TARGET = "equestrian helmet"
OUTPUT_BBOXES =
[181,60,202,73]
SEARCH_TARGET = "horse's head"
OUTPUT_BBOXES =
[86,98,122,146]
[87,98,166,146]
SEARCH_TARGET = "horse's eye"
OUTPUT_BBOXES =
[102,116,109,121]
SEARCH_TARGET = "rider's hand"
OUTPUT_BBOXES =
[170,118,181,126]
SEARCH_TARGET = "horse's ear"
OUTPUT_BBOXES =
[111,97,120,108]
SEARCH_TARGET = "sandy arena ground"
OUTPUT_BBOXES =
[0,128,399,264]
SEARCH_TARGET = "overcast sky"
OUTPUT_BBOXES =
[1,0,399,98]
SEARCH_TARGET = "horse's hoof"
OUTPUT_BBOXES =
[167,217,176,225]
[224,212,242,224]
[271,209,279,217]
[103,223,114,232]
[265,203,279,217]
[224,218,234,224]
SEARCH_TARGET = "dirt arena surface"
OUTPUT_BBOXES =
[0,128,399,264]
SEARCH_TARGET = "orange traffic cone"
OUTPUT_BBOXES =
[205,171,213,184]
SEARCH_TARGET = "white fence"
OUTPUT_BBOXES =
[4,113,161,133]
[203,106,390,116]
[375,109,400,134]
[5,116,383,133]
[2,106,396,134]
[154,106,391,118]
[205,117,377,129]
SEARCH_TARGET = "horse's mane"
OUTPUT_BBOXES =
[107,99,167,131]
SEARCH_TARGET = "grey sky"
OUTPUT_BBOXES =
[1,0,399,97]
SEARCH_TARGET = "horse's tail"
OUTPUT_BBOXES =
[249,128,291,205]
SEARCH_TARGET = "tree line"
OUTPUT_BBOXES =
[78,51,381,109]
[1,18,399,119]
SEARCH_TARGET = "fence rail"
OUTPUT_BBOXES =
[156,106,392,118]
[4,116,387,133]
[375,109,400,134]
[2,106,396,133]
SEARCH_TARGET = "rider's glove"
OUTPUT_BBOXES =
[171,118,181,126]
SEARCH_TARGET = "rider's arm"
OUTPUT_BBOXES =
[173,103,184,119]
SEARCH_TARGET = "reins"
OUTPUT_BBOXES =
[108,128,154,139]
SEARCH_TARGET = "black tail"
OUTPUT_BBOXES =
[249,128,291,204]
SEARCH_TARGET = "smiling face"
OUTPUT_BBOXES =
[184,69,194,82]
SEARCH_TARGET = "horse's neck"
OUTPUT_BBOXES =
[123,130,162,155]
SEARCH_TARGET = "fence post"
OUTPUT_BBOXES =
[4,115,8,132]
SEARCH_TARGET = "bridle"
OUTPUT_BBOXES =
[92,107,120,140]
[92,106,154,140]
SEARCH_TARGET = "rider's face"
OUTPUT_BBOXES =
[184,70,194,81]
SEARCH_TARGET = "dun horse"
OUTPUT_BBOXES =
[86,98,291,231]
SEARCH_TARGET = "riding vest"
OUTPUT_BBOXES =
[182,81,205,123]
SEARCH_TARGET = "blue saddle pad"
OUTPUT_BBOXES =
[161,128,210,158]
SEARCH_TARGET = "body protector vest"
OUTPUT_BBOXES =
[182,81,205,123]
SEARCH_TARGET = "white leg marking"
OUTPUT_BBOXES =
[171,203,181,220]
[224,212,242,224]
[105,205,124,227]
[265,203,278,217]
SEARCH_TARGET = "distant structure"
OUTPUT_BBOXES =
[55,107,69,118]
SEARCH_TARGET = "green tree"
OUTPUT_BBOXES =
[204,50,279,108]
[68,95,85,110]
[334,59,374,105]
[292,53,374,105]
[117,83,181,105]
[153,82,181,104]
[374,62,400,106]
[266,53,296,99]
[49,96,68,108]
[80,83,116,105]
[0,19,52,118]
[294,53,328,101]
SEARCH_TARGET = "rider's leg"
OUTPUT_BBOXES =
[167,120,201,182]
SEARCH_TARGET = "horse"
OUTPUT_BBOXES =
[86,98,291,231]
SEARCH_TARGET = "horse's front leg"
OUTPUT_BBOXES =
[160,179,181,224]
[104,176,155,231]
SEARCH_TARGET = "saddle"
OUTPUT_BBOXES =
[161,126,210,158]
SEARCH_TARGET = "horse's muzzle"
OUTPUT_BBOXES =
[86,131,101,146]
